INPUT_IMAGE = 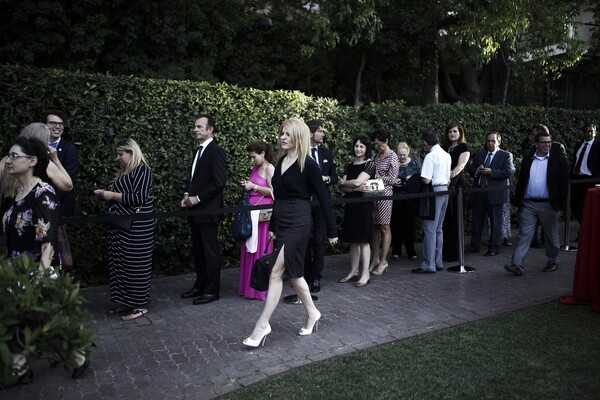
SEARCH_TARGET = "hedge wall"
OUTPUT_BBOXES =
[1,65,598,284]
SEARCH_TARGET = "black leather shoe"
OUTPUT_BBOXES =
[503,239,513,246]
[543,263,558,272]
[181,288,202,299]
[192,294,219,305]
[504,264,523,276]
[310,279,321,293]
[411,268,435,274]
[436,266,444,272]
[484,251,498,257]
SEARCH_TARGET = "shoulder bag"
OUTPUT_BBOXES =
[250,238,274,291]
[233,190,252,241]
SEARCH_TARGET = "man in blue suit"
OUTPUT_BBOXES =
[180,115,227,304]
[467,132,513,256]
[304,119,338,293]
[44,109,79,220]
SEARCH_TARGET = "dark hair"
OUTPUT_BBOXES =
[246,140,274,163]
[583,122,596,131]
[197,114,216,132]
[306,120,323,134]
[41,109,67,123]
[534,130,552,143]
[531,124,549,136]
[352,135,373,158]
[13,136,49,178]
[444,122,466,145]
[371,127,390,143]
[421,129,439,146]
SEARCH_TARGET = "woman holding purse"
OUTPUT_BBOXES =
[243,118,338,348]
[239,140,275,300]
[94,139,154,321]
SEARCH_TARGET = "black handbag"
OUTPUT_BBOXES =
[250,239,274,291]
[233,191,252,241]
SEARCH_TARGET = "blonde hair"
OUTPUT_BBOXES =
[19,123,51,143]
[396,141,411,155]
[276,118,311,172]
[1,123,52,198]
[116,138,148,175]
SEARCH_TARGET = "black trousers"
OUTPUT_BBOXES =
[570,175,595,223]
[391,199,417,258]
[190,223,221,295]
[304,205,326,281]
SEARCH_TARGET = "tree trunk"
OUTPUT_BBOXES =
[438,49,467,103]
[354,51,367,109]
[420,43,438,105]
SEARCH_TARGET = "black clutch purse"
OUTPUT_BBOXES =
[250,239,274,291]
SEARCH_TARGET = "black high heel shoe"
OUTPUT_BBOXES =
[72,342,96,379]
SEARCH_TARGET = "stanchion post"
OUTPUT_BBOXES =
[447,186,475,273]
[562,178,577,252]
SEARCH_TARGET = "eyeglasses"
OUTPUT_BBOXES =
[6,153,33,161]
[47,121,64,127]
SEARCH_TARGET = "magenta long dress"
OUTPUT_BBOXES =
[239,165,274,300]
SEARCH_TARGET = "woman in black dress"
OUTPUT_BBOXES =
[243,118,338,348]
[94,139,154,322]
[338,135,376,287]
[442,123,470,262]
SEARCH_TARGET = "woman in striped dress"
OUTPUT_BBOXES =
[94,139,154,321]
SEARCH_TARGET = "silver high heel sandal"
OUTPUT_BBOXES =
[299,312,321,336]
[243,324,272,348]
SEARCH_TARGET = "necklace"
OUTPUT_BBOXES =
[16,178,41,201]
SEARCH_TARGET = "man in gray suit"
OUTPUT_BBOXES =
[466,132,513,256]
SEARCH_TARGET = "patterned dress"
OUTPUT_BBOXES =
[239,165,274,300]
[372,150,399,225]
[2,182,58,262]
[106,163,154,309]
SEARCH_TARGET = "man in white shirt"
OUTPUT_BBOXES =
[412,130,451,274]
[570,123,600,225]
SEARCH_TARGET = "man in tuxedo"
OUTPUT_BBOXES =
[304,119,338,293]
[570,123,600,225]
[180,115,227,304]
[505,129,569,276]
[466,132,513,256]
[44,109,79,220]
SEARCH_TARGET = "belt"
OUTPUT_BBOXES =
[526,198,549,203]
[433,184,448,187]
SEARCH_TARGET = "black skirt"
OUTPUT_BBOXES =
[270,198,311,279]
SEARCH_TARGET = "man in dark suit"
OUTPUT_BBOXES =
[304,119,338,293]
[44,109,79,220]
[180,115,227,304]
[570,123,600,225]
[467,132,513,256]
[505,129,569,276]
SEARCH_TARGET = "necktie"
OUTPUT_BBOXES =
[192,145,203,178]
[483,152,492,167]
[311,147,318,163]
[574,142,588,175]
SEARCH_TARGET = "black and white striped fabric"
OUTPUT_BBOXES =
[107,163,154,308]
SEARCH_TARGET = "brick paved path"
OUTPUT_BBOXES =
[7,240,579,399]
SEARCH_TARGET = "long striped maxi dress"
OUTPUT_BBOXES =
[107,163,154,308]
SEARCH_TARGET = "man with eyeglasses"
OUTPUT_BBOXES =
[570,123,600,227]
[43,109,79,220]
[505,128,569,276]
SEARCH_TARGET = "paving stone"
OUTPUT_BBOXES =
[4,228,581,399]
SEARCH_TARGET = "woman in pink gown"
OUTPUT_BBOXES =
[239,140,275,300]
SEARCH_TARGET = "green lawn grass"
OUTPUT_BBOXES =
[223,302,600,400]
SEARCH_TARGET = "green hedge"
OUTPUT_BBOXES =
[1,65,598,284]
